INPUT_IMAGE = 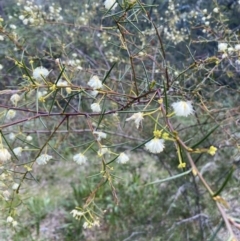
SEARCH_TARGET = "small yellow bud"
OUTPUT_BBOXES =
[38,96,45,102]
[208,146,217,156]
[66,87,72,94]
[162,132,169,139]
[178,162,186,169]
[192,168,198,176]
[153,130,162,138]
[24,165,32,171]
[50,84,57,91]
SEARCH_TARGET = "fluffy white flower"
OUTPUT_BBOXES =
[10,94,21,106]
[92,219,100,227]
[97,145,109,156]
[222,53,228,59]
[91,103,101,113]
[73,153,87,165]
[12,183,19,190]
[0,148,11,163]
[145,138,165,154]
[235,44,240,51]
[33,66,49,81]
[9,133,16,140]
[213,7,219,13]
[7,216,14,223]
[90,90,99,97]
[126,112,144,129]
[24,6,32,12]
[104,0,118,10]
[12,220,18,227]
[36,154,52,165]
[83,221,90,229]
[228,47,234,54]
[13,147,23,157]
[23,19,28,25]
[2,190,10,200]
[218,43,228,52]
[56,79,68,87]
[171,101,194,117]
[29,17,34,24]
[9,24,17,29]
[6,109,16,120]
[93,131,107,141]
[26,135,33,141]
[116,152,129,164]
[19,15,25,20]
[88,75,103,89]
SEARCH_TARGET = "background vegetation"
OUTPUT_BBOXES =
[0,0,240,240]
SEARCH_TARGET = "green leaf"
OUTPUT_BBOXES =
[54,66,65,85]
[213,166,235,197]
[102,62,116,84]
[191,125,219,149]
[163,81,168,113]
[144,169,192,186]
[48,89,59,114]
[141,60,150,91]
[62,91,82,113]
[22,62,36,85]
[130,137,153,151]
[208,221,224,241]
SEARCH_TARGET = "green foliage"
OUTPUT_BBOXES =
[0,0,240,240]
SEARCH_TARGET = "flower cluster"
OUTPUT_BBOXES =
[70,209,84,220]
[6,216,18,227]
[217,42,240,59]
[60,56,82,70]
[17,1,63,26]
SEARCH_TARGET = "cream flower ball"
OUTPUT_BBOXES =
[88,75,103,89]
[33,66,49,81]
[91,103,101,113]
[0,148,11,163]
[171,101,194,117]
[116,152,130,164]
[73,153,87,165]
[145,138,165,154]
[36,154,52,165]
